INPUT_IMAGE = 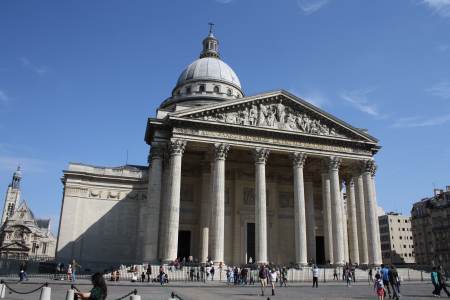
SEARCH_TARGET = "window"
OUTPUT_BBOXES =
[398,219,400,223]
[186,86,191,94]
[213,85,220,93]
[42,243,47,254]
[32,243,38,254]
[227,88,232,96]
[199,84,205,92]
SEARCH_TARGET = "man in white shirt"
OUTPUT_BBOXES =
[312,265,320,288]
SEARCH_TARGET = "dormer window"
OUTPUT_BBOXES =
[199,84,205,93]
[227,89,232,96]
[213,86,220,93]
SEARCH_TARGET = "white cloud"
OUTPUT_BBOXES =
[0,155,49,173]
[215,0,234,3]
[426,81,450,99]
[20,57,48,76]
[422,0,450,17]
[297,0,330,14]
[0,89,10,105]
[392,113,450,128]
[340,89,380,117]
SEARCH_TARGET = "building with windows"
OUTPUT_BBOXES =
[57,29,383,269]
[411,187,450,269]
[378,212,415,265]
[0,167,56,260]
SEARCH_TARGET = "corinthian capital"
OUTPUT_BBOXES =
[290,152,307,168]
[361,159,376,175]
[214,143,230,160]
[254,148,270,164]
[168,140,187,156]
[327,156,342,171]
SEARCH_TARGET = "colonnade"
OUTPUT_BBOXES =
[142,139,382,266]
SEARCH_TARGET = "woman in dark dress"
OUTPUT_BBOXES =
[76,273,107,300]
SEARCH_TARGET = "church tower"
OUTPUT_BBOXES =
[1,167,22,224]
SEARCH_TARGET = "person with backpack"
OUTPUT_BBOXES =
[374,273,385,300]
[380,264,391,298]
[259,264,268,296]
[431,267,442,297]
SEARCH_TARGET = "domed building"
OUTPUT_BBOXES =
[57,29,382,270]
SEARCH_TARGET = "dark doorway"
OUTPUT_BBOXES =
[246,223,255,263]
[316,236,325,265]
[177,230,191,260]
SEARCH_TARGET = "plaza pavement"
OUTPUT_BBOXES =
[0,278,437,299]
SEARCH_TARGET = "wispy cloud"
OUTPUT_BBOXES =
[297,0,330,14]
[422,0,450,17]
[426,80,450,99]
[0,89,10,105]
[291,89,328,108]
[392,113,450,128]
[20,57,48,76]
[340,89,380,117]
[437,44,450,52]
[215,0,234,3]
[0,155,50,173]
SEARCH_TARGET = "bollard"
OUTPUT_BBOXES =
[39,286,51,300]
[65,288,75,300]
[130,295,141,300]
[0,283,5,299]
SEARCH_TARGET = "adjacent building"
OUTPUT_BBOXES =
[378,212,415,265]
[0,167,56,260]
[411,187,450,269]
[57,29,383,269]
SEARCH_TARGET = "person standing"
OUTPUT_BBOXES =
[346,268,352,287]
[374,273,385,300]
[146,265,152,282]
[369,268,374,284]
[270,268,278,296]
[259,264,268,296]
[388,265,400,300]
[72,259,81,283]
[210,266,215,281]
[431,267,442,297]
[67,264,73,281]
[333,267,338,280]
[438,266,450,297]
[312,265,319,288]
[380,264,391,298]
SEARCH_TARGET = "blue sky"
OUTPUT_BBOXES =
[1,0,449,231]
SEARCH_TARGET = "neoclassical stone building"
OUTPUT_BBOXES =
[57,30,382,268]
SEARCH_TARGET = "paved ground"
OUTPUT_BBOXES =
[0,278,440,299]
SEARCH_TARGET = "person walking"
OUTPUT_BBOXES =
[438,266,450,297]
[369,268,374,284]
[146,265,152,282]
[346,268,352,287]
[210,266,215,281]
[72,259,81,283]
[432,267,442,297]
[312,265,319,288]
[388,265,400,300]
[374,273,385,300]
[270,268,278,296]
[380,264,391,298]
[333,267,338,280]
[259,264,268,296]
[280,267,287,287]
[75,272,107,300]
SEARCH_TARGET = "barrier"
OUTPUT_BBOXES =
[39,286,51,300]
[0,283,5,299]
[65,288,75,300]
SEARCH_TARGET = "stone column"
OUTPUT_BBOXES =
[321,172,333,264]
[254,148,270,264]
[345,177,359,265]
[371,166,383,265]
[328,156,344,265]
[161,140,186,262]
[199,159,211,263]
[291,152,308,266]
[354,172,369,265]
[305,181,316,263]
[362,159,382,266]
[341,185,349,264]
[158,153,170,260]
[142,144,165,262]
[210,143,230,264]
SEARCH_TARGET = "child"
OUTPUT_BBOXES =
[374,273,385,300]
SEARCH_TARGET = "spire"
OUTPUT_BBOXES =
[11,166,21,189]
[199,23,220,59]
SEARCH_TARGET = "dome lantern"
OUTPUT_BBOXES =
[199,23,220,59]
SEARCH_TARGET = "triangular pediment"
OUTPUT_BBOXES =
[171,90,378,143]
[0,241,29,251]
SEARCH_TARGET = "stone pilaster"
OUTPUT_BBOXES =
[321,171,333,264]
[345,177,359,265]
[210,143,230,264]
[291,152,308,266]
[354,172,369,265]
[305,181,316,263]
[141,144,165,262]
[254,148,270,264]
[328,156,345,265]
[362,159,382,266]
[161,140,186,262]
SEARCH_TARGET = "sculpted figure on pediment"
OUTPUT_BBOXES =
[190,99,346,138]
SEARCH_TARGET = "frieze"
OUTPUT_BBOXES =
[186,98,348,138]
[173,127,371,155]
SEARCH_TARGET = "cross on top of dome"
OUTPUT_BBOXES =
[200,23,220,59]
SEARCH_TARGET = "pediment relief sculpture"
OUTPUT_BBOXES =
[185,99,349,139]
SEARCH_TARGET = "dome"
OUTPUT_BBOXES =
[175,57,241,91]
[159,28,244,109]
